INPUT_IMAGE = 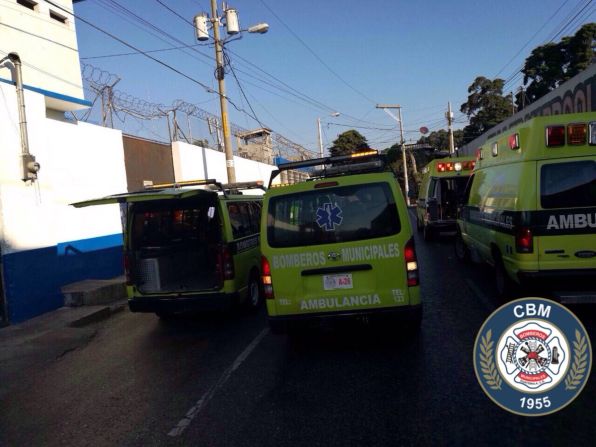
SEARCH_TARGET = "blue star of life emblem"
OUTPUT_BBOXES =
[316,202,343,231]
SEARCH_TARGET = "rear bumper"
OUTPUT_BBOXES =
[268,304,422,330]
[517,269,596,302]
[128,292,237,313]
[427,220,457,234]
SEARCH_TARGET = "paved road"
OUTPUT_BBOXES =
[1,215,595,446]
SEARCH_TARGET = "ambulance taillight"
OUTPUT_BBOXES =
[216,245,235,283]
[261,256,275,299]
[515,227,533,254]
[567,123,587,145]
[404,237,419,287]
[508,133,520,150]
[123,252,132,286]
[546,126,565,147]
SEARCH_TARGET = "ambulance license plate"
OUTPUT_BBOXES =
[323,273,353,290]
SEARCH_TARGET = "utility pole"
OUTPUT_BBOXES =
[446,101,455,155]
[194,2,269,183]
[210,0,235,182]
[316,112,339,158]
[510,91,516,115]
[317,117,324,158]
[376,104,409,205]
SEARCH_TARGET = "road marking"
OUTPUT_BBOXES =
[464,278,494,313]
[167,327,269,437]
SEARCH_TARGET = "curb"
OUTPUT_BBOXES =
[68,300,127,328]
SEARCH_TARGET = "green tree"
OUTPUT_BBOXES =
[460,77,511,142]
[329,130,369,157]
[520,23,595,108]
[417,129,464,152]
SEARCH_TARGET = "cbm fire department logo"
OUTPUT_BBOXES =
[473,298,592,416]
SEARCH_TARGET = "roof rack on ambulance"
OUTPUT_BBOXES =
[268,150,386,188]
[144,179,266,197]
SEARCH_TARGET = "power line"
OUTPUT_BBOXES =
[50,0,262,122]
[257,0,378,106]
[494,0,572,78]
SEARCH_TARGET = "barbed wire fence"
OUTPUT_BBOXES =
[72,63,317,162]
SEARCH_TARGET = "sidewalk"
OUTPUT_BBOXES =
[0,298,127,398]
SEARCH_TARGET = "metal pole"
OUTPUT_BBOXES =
[447,101,454,155]
[211,0,236,183]
[317,117,324,158]
[397,107,410,206]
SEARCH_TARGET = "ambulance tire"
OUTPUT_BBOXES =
[406,311,422,333]
[243,271,262,312]
[268,319,286,335]
[494,253,517,300]
[423,224,433,241]
[454,231,470,263]
[156,311,176,322]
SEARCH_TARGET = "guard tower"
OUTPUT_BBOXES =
[236,127,273,164]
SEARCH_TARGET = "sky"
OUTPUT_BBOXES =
[72,0,596,154]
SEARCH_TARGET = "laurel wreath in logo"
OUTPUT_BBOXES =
[479,329,502,391]
[565,330,588,391]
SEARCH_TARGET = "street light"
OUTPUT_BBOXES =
[194,1,269,183]
[317,112,340,158]
[376,104,410,205]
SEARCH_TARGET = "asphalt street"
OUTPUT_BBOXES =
[1,214,595,447]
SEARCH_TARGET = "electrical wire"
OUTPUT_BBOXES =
[257,0,379,106]
[47,0,260,121]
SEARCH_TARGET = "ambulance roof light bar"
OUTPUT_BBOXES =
[268,150,383,187]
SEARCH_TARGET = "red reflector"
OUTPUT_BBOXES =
[315,181,339,189]
[508,133,520,150]
[567,123,587,145]
[546,126,565,147]
[515,227,533,253]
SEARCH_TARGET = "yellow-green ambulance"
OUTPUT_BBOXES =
[455,113,596,301]
[261,151,422,333]
[73,180,264,318]
[416,156,476,240]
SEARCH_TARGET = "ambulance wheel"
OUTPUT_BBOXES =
[156,311,175,321]
[454,232,470,263]
[494,254,517,300]
[268,319,286,335]
[244,272,262,312]
[423,224,433,241]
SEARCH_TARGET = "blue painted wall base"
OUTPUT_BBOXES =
[1,234,123,323]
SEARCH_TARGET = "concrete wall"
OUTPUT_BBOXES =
[0,82,126,322]
[0,0,84,101]
[172,141,279,187]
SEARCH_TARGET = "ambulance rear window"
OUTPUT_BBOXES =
[131,197,220,248]
[267,182,400,248]
[540,161,596,209]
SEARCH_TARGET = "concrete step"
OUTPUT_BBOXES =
[61,276,127,307]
